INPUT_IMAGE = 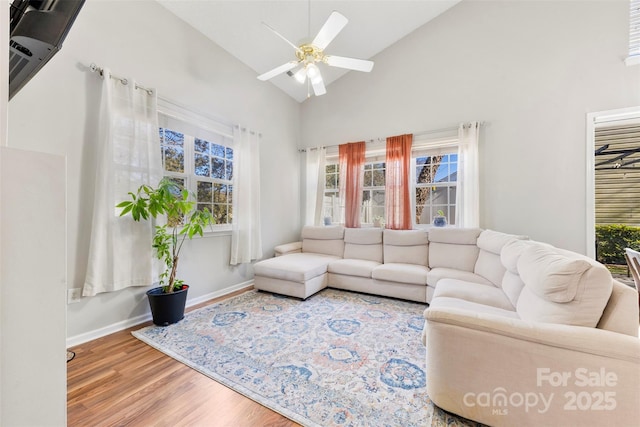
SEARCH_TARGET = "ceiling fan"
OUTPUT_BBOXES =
[257,11,374,97]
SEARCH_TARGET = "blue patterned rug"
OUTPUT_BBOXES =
[133,289,480,427]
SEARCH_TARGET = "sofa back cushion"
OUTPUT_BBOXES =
[500,239,537,306]
[428,228,481,272]
[383,229,429,266]
[516,243,613,327]
[474,230,528,286]
[301,226,345,258]
[343,228,383,263]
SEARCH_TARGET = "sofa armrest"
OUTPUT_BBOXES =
[274,241,302,256]
[423,306,640,427]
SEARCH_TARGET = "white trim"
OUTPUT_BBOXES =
[66,280,254,348]
[625,55,640,66]
[586,106,640,259]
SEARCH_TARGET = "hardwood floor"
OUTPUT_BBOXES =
[67,289,299,427]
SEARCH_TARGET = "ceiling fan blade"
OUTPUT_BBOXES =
[325,56,374,72]
[311,73,326,96]
[262,22,303,54]
[312,11,348,50]
[257,61,299,81]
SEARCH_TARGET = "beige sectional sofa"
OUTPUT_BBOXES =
[253,225,640,426]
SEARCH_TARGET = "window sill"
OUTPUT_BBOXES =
[625,55,640,66]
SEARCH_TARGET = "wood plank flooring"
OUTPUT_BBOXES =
[67,289,299,427]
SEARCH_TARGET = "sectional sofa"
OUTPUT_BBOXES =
[252,226,640,426]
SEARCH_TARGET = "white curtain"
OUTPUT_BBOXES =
[83,70,163,296]
[305,147,326,225]
[455,121,480,228]
[230,126,263,265]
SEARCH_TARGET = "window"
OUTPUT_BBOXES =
[362,162,386,224]
[322,138,459,227]
[159,127,233,227]
[414,153,457,226]
[158,102,235,230]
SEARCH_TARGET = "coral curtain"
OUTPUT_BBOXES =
[385,134,413,230]
[230,126,263,265]
[83,69,163,296]
[305,147,326,226]
[456,122,480,227]
[339,141,366,228]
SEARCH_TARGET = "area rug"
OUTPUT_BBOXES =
[133,289,480,427]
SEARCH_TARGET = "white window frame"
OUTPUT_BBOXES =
[411,150,458,229]
[158,99,234,234]
[627,0,640,66]
[321,133,461,228]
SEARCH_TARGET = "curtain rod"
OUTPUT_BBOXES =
[298,122,484,153]
[88,63,264,138]
[89,63,154,95]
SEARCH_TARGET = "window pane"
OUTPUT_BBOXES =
[326,173,337,189]
[433,187,448,205]
[195,138,209,153]
[197,203,212,213]
[225,160,233,181]
[326,164,337,174]
[164,130,184,146]
[213,183,227,203]
[226,147,234,160]
[372,169,385,186]
[163,146,184,173]
[211,158,225,179]
[197,181,212,203]
[194,153,210,177]
[227,185,233,203]
[167,177,185,190]
[211,143,225,158]
[213,204,227,223]
[364,169,372,186]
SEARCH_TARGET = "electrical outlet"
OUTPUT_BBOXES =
[67,288,82,304]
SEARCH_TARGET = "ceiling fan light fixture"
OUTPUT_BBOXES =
[293,66,307,84]
[306,63,322,84]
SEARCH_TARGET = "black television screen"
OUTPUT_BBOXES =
[9,0,85,100]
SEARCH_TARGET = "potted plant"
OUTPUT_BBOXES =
[433,209,447,227]
[117,178,215,326]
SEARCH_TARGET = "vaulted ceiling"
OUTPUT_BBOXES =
[157,0,462,102]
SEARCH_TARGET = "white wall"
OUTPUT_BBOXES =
[301,0,640,253]
[1,148,67,426]
[8,0,302,340]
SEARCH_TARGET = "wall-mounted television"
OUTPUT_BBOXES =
[9,0,85,100]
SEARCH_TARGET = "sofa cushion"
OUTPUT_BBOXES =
[328,259,380,278]
[301,226,345,257]
[518,244,591,303]
[373,263,429,285]
[476,229,528,254]
[501,271,526,308]
[253,253,339,283]
[428,296,520,319]
[433,278,516,311]
[343,228,383,263]
[474,230,529,286]
[428,227,482,245]
[428,228,481,271]
[383,229,429,266]
[427,267,493,287]
[516,243,614,327]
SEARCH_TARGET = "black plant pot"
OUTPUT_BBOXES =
[146,285,189,326]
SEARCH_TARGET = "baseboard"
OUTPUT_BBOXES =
[66,280,254,348]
